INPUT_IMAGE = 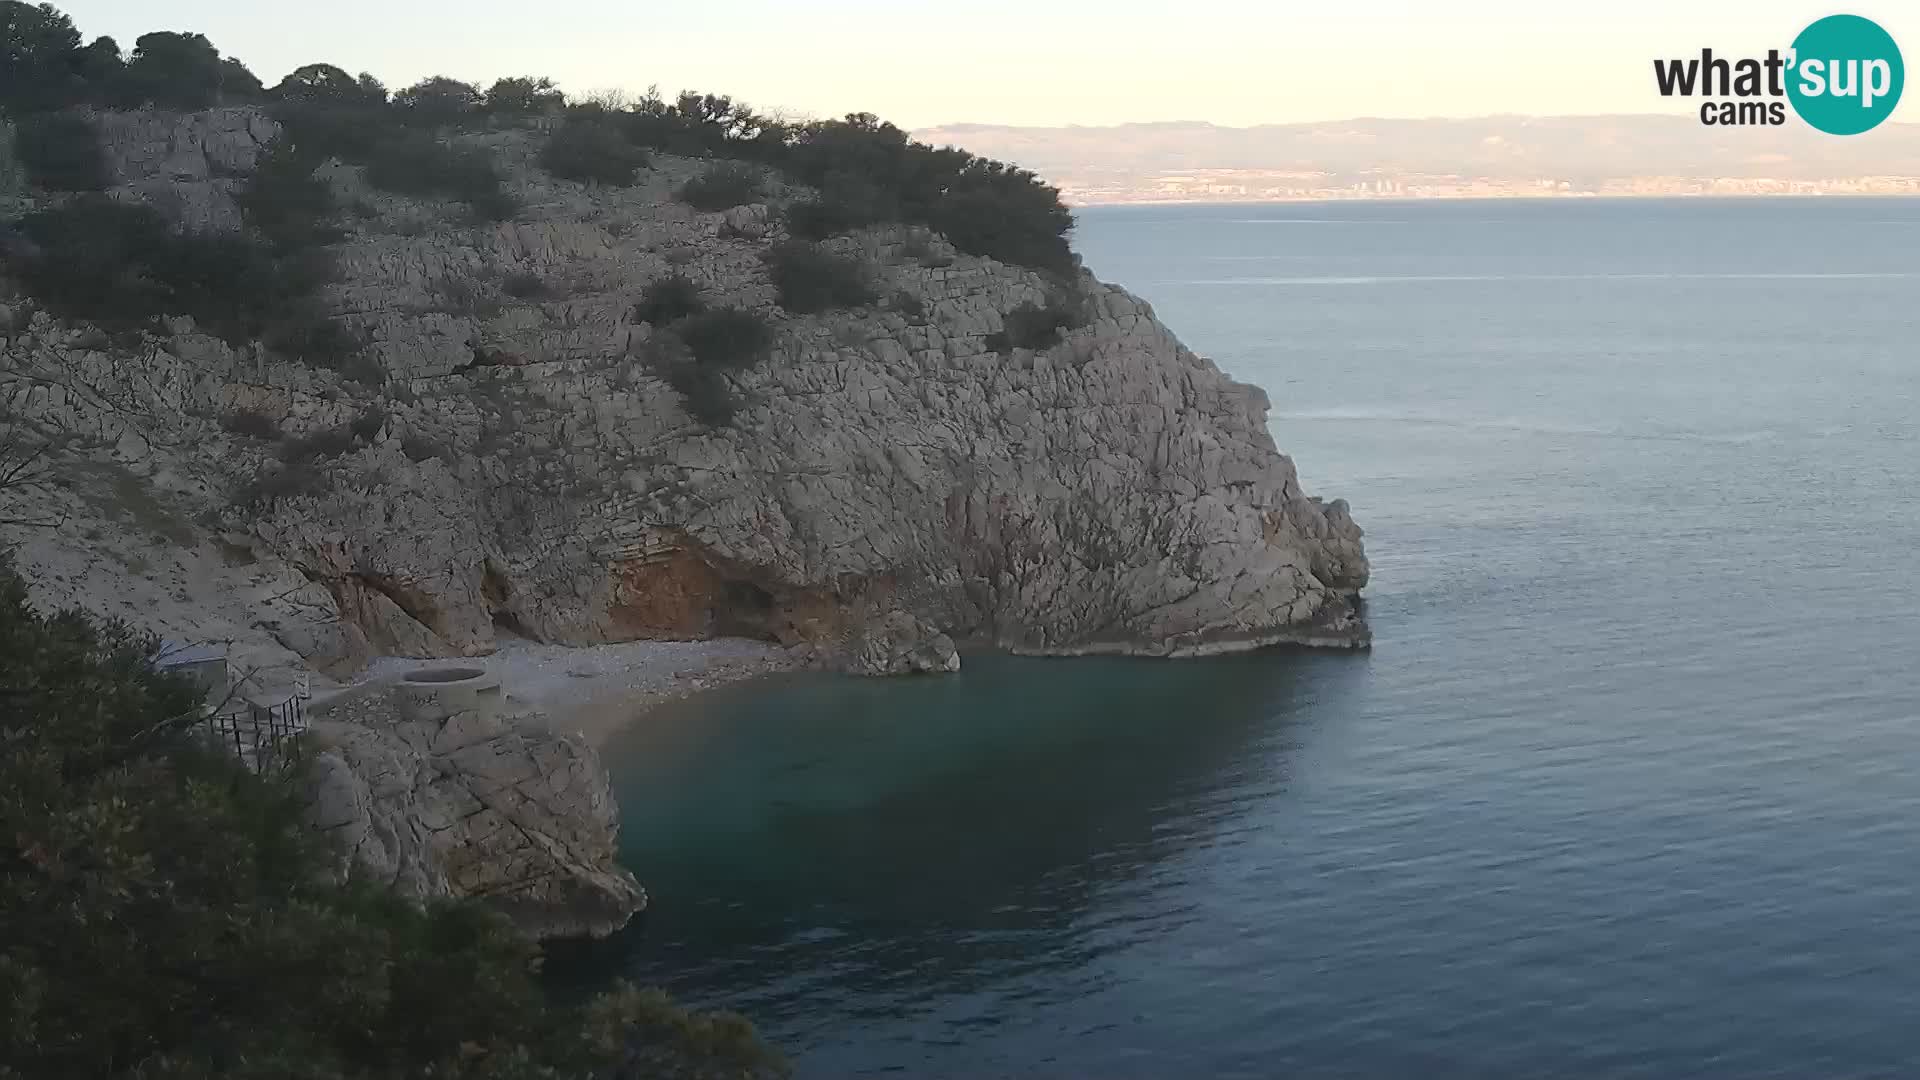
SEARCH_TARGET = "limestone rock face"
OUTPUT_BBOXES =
[96,106,275,232]
[842,609,963,676]
[303,692,646,940]
[0,107,1370,679]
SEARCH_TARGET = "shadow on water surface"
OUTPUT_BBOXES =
[549,650,1367,1036]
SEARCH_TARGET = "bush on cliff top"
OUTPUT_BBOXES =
[763,242,875,315]
[0,557,789,1078]
[615,91,1074,271]
[8,1,1074,271]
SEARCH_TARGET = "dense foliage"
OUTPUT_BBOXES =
[762,242,875,315]
[484,76,564,117]
[540,117,649,186]
[235,140,346,251]
[0,4,262,114]
[0,561,788,1079]
[12,109,107,190]
[5,197,328,344]
[634,274,705,325]
[360,134,515,220]
[985,295,1091,353]
[649,306,777,427]
[616,96,1075,272]
[3,1,1074,272]
[677,307,774,371]
[676,162,761,212]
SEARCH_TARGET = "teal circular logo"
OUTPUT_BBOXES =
[1787,14,1904,135]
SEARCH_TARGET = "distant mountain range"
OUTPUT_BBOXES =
[912,115,1920,203]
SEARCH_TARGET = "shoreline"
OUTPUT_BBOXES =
[352,636,807,746]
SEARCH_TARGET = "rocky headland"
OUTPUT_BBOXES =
[0,101,1367,934]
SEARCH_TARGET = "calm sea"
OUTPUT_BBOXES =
[574,198,1920,1077]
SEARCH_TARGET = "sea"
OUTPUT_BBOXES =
[567,198,1920,1077]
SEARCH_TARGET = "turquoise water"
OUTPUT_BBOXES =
[579,199,1920,1076]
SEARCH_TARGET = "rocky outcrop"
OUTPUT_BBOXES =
[303,679,645,939]
[0,108,1369,680]
[841,609,962,676]
[95,106,275,231]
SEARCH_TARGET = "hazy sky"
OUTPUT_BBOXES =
[48,1,1919,129]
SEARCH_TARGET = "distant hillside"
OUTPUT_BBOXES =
[913,116,1920,203]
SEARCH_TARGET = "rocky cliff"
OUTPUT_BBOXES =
[304,678,646,940]
[0,107,1368,682]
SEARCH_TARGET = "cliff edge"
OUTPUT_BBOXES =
[0,107,1368,678]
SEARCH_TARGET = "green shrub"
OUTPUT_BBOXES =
[392,75,481,127]
[231,458,329,505]
[623,90,786,158]
[782,171,891,240]
[119,31,229,109]
[985,295,1089,353]
[348,405,387,442]
[932,182,1076,275]
[677,161,761,211]
[14,111,108,191]
[763,242,875,315]
[783,115,1073,271]
[783,197,868,241]
[665,361,736,427]
[635,274,704,325]
[677,307,773,370]
[235,139,343,250]
[1,2,87,113]
[889,289,927,318]
[539,118,648,185]
[11,198,332,344]
[272,100,390,163]
[219,410,281,440]
[362,135,513,218]
[401,432,447,462]
[262,311,364,373]
[271,62,375,106]
[501,270,549,299]
[483,75,563,116]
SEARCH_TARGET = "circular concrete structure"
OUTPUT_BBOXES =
[392,666,504,724]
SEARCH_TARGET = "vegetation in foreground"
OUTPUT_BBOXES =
[0,559,787,1079]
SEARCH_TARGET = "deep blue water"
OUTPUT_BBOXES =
[581,199,1920,1077]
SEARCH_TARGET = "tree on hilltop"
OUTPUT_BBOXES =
[0,0,84,111]
[485,75,565,116]
[394,75,482,125]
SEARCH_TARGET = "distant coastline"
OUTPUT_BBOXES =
[914,113,1920,211]
[1067,188,1920,208]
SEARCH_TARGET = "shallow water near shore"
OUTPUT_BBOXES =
[577,198,1920,1077]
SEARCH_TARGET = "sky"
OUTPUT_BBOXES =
[47,1,1920,129]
